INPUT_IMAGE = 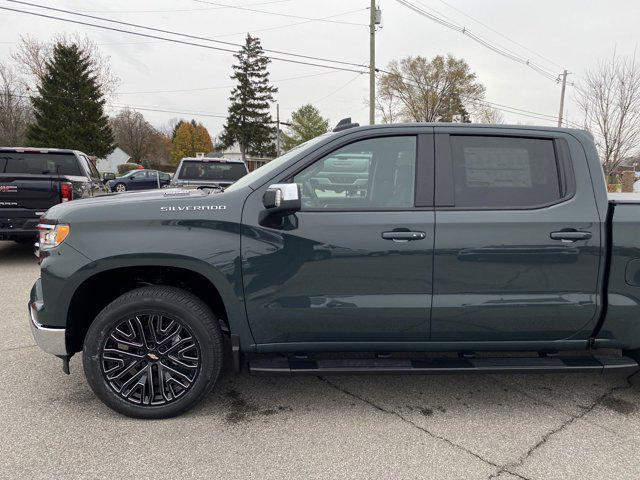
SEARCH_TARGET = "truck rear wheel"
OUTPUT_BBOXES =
[82,286,223,418]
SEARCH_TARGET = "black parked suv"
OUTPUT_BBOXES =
[0,147,106,242]
[28,121,640,419]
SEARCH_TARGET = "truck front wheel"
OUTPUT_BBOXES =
[82,286,223,418]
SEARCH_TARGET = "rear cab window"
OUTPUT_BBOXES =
[448,136,565,209]
[177,161,247,181]
[0,152,82,176]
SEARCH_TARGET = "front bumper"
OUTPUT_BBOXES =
[29,279,67,356]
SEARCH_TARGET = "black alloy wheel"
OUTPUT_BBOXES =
[101,313,201,406]
[83,286,223,418]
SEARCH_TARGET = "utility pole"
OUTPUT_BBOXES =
[557,70,568,127]
[369,0,378,125]
[276,103,281,157]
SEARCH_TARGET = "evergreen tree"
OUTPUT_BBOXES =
[27,43,113,157]
[220,34,277,160]
[282,104,330,151]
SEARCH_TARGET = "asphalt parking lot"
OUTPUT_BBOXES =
[1,241,640,479]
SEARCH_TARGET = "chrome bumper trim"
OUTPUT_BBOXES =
[29,302,67,356]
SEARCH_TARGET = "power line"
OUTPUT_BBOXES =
[5,1,369,70]
[79,0,294,14]
[394,0,561,82]
[0,7,367,44]
[429,0,567,72]
[0,5,369,74]
[306,72,365,106]
[374,68,562,125]
[190,0,367,26]
[118,70,343,95]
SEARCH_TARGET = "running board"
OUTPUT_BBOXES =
[249,355,639,376]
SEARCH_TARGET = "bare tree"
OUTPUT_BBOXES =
[473,104,505,124]
[377,55,485,123]
[0,62,32,146]
[12,34,119,98]
[575,52,640,177]
[110,108,159,164]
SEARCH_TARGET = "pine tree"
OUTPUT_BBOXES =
[27,43,114,157]
[282,104,330,151]
[220,34,277,160]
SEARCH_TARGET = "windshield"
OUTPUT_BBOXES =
[225,134,331,192]
[0,152,82,176]
[177,161,247,182]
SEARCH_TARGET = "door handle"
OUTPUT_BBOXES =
[382,231,426,242]
[550,230,592,242]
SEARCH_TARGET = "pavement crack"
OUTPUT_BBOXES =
[317,376,531,480]
[487,375,623,438]
[488,371,639,479]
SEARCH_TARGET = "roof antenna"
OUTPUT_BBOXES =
[333,117,360,132]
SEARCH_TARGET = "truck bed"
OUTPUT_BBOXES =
[596,195,640,349]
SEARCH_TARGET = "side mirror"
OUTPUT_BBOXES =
[262,183,301,214]
[103,172,116,181]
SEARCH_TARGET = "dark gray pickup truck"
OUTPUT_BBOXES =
[0,147,106,242]
[29,122,640,418]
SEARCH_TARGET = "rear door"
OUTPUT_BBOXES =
[128,170,149,190]
[431,127,601,343]
[241,130,436,347]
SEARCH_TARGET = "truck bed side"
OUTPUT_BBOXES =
[595,194,640,350]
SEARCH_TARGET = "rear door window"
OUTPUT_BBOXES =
[450,136,561,208]
[0,152,82,176]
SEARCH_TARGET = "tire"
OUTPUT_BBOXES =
[114,183,127,192]
[83,286,223,419]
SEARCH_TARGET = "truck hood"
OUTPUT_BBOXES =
[44,188,216,221]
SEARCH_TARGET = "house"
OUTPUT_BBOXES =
[212,143,273,172]
[95,147,131,174]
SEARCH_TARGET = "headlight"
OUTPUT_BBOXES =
[37,223,70,250]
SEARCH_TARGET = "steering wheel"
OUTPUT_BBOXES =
[301,181,319,208]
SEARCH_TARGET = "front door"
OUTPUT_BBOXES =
[431,128,601,343]
[241,133,435,347]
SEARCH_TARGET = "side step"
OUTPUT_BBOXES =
[249,355,639,376]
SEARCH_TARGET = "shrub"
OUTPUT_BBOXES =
[117,163,141,174]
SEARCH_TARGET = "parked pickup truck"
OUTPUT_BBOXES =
[0,147,106,243]
[29,121,640,418]
[171,156,249,189]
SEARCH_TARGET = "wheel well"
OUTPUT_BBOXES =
[66,266,229,353]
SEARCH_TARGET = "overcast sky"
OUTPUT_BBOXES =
[1,0,639,139]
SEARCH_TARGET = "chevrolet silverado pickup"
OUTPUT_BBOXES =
[29,121,640,418]
[0,147,106,242]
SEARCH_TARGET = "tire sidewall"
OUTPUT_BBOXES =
[83,290,221,419]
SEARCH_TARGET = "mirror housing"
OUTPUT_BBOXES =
[262,183,301,214]
[103,172,116,181]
